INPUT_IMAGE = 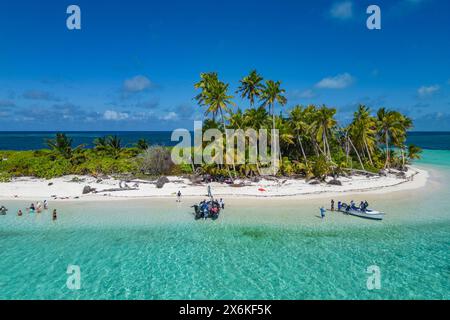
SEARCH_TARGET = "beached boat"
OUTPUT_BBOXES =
[339,204,384,220]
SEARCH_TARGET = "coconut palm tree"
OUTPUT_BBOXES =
[349,105,377,166]
[312,105,337,161]
[237,70,264,107]
[194,73,235,178]
[376,108,404,169]
[46,133,82,159]
[260,80,287,131]
[135,138,149,151]
[228,109,246,130]
[338,126,365,171]
[288,105,310,164]
[93,136,108,152]
[243,106,270,130]
[275,115,295,160]
[106,135,123,159]
[195,73,235,127]
[407,144,422,162]
[194,72,218,117]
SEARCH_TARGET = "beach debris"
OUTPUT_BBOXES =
[378,169,387,176]
[93,187,138,193]
[309,180,320,185]
[258,188,266,192]
[156,176,170,188]
[327,179,342,186]
[396,171,406,178]
[82,185,95,194]
[48,182,53,186]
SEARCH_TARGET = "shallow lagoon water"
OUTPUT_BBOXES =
[0,151,449,299]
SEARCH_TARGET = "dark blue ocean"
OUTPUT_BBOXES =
[0,131,449,151]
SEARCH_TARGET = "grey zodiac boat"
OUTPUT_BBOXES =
[339,203,384,220]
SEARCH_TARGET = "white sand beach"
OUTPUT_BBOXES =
[0,166,428,202]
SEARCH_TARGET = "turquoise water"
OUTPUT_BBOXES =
[0,151,449,299]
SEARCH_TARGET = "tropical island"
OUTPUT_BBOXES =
[0,71,426,200]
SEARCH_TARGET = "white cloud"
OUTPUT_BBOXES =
[417,85,440,97]
[330,1,353,20]
[315,73,354,89]
[298,89,316,98]
[103,110,129,121]
[123,75,152,93]
[159,112,178,121]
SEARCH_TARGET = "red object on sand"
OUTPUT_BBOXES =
[258,188,266,192]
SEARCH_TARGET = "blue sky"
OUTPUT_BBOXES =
[0,0,449,131]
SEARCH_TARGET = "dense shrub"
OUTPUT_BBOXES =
[137,146,173,176]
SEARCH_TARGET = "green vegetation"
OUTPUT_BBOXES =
[0,70,422,182]
[192,70,422,178]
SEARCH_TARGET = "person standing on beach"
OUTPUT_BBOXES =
[320,207,326,219]
[207,185,212,198]
[176,190,182,202]
[331,200,335,211]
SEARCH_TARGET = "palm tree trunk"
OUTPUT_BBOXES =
[348,137,365,171]
[297,136,308,164]
[364,140,374,166]
[272,103,275,132]
[384,132,390,169]
[220,108,234,180]
[401,146,406,169]
[345,136,350,166]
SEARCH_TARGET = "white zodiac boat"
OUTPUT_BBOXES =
[339,205,384,220]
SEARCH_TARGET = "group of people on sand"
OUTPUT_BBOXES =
[198,198,225,219]
[319,199,370,219]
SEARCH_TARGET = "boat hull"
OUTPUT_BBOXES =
[339,209,384,220]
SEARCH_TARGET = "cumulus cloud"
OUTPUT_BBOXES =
[291,89,316,99]
[315,73,354,89]
[22,90,60,101]
[417,85,440,97]
[330,1,353,20]
[159,112,178,121]
[103,110,130,121]
[123,75,152,93]
[14,103,94,123]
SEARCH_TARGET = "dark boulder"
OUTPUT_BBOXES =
[327,179,342,186]
[82,186,95,194]
[309,180,320,185]
[156,176,170,189]
[250,176,261,183]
